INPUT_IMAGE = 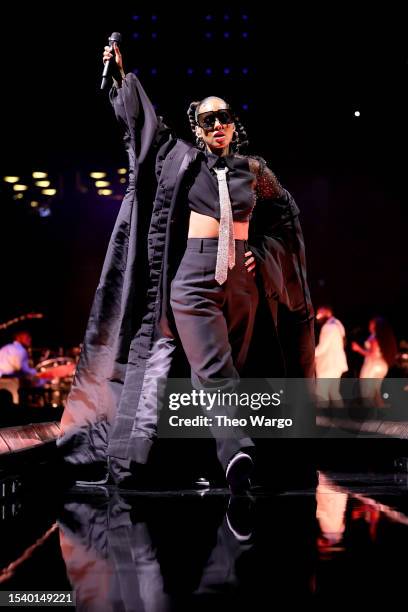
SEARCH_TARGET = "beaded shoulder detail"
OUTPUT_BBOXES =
[247,156,285,200]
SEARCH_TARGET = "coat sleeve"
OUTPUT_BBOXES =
[248,157,315,377]
[109,72,173,164]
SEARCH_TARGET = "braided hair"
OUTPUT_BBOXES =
[186,98,249,153]
[187,101,203,149]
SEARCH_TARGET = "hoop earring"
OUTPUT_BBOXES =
[196,136,205,150]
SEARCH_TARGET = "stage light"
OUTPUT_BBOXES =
[242,68,249,75]
[35,180,50,187]
[224,68,230,75]
[242,14,249,20]
[117,168,127,175]
[187,68,194,75]
[152,32,157,39]
[151,68,157,75]
[224,14,230,20]
[242,104,249,110]
[98,189,113,196]
[205,68,212,75]
[223,32,230,38]
[354,110,361,117]
[120,178,127,184]
[4,176,20,183]
[13,184,28,191]
[205,15,212,21]
[39,206,51,218]
[132,15,140,20]
[242,32,248,38]
[42,188,57,196]
[205,32,213,39]
[32,171,48,179]
[95,180,111,187]
[90,172,106,179]
[151,15,157,21]
[30,201,39,208]
[133,33,140,39]
[13,194,24,200]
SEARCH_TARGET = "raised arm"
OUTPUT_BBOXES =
[103,43,173,164]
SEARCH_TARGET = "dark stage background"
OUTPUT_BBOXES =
[1,4,407,360]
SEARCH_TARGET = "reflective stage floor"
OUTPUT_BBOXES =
[1,467,408,608]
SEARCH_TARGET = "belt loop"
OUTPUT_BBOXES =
[199,239,204,253]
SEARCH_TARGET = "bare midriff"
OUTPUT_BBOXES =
[187,210,249,240]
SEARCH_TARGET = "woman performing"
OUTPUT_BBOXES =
[352,317,397,407]
[57,42,315,491]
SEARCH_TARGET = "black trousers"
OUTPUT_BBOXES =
[170,238,259,470]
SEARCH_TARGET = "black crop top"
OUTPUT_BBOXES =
[187,151,285,221]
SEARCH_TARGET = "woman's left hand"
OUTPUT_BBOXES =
[244,251,256,276]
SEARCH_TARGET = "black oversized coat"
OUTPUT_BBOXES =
[57,73,315,465]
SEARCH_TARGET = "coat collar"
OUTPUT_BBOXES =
[204,151,236,170]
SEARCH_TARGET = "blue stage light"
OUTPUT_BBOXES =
[224,68,230,75]
[187,68,194,75]
[132,15,140,21]
[39,206,51,218]
[205,14,212,21]
[132,32,139,40]
[151,15,157,21]
[205,68,212,76]
[242,68,249,75]
[152,32,157,39]
[223,32,230,38]
[242,32,248,38]
[242,104,249,110]
[242,14,248,20]
[151,68,157,75]
[224,14,230,20]
[205,32,213,39]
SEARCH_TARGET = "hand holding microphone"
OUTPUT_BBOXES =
[101,32,124,90]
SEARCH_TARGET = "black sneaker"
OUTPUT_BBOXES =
[225,451,254,494]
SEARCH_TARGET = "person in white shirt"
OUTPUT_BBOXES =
[0,331,38,405]
[0,331,37,377]
[315,306,348,406]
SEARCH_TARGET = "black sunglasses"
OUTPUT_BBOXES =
[196,109,234,130]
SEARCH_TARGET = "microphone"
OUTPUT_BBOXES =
[101,32,122,90]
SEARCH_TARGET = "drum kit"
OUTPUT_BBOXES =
[31,350,79,408]
[21,345,80,408]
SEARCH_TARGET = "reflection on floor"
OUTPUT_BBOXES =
[1,470,408,607]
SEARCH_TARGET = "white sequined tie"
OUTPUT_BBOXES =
[213,167,235,285]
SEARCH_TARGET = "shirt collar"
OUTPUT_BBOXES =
[205,151,235,170]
